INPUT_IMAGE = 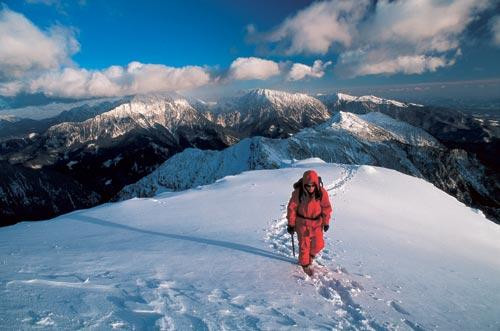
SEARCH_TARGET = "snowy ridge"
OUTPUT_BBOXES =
[215,89,326,113]
[45,94,203,148]
[322,111,441,147]
[117,111,442,200]
[338,93,410,108]
[115,137,290,198]
[359,112,440,147]
[205,88,330,129]
[317,92,423,108]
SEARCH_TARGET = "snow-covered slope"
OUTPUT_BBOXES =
[321,111,441,148]
[1,161,499,329]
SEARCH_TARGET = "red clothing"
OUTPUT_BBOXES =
[287,170,333,266]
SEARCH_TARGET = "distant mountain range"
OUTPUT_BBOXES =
[1,89,498,225]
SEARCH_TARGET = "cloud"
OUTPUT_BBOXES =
[24,62,212,98]
[347,55,450,76]
[265,0,370,55]
[491,16,500,46]
[0,8,79,81]
[287,60,332,81]
[0,8,212,98]
[254,0,494,77]
[228,57,280,80]
[363,0,491,52]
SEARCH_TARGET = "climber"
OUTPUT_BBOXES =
[286,170,333,276]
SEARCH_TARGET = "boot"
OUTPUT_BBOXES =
[302,264,313,276]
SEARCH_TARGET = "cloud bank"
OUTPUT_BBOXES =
[253,0,494,77]
[0,9,326,98]
[27,62,212,98]
[0,8,212,97]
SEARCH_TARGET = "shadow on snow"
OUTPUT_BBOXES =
[70,214,296,264]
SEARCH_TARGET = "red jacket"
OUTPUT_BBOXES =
[287,170,332,227]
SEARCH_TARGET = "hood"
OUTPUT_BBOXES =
[302,170,320,189]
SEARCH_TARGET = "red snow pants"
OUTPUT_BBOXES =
[296,219,324,266]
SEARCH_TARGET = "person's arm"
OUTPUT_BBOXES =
[320,187,332,226]
[287,190,299,227]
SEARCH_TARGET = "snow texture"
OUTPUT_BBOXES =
[1,161,499,330]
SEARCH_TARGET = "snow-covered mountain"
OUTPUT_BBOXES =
[0,98,129,142]
[2,161,499,329]
[117,110,441,199]
[203,89,330,138]
[0,95,235,225]
[117,110,492,224]
[1,89,498,225]
[43,94,230,150]
[319,91,499,167]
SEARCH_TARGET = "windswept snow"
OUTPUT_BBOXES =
[1,161,499,330]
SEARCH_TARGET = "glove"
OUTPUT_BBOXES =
[287,225,295,234]
[323,224,329,232]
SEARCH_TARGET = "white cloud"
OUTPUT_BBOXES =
[24,62,212,98]
[287,60,332,81]
[229,57,280,80]
[364,0,491,53]
[266,0,369,55]
[353,55,450,76]
[0,9,212,98]
[0,8,78,80]
[337,49,460,77]
[256,0,494,77]
[0,81,22,96]
[491,16,500,46]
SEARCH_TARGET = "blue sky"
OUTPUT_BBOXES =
[1,0,500,101]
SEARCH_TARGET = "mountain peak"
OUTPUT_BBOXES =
[246,88,311,101]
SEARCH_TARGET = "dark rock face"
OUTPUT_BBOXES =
[0,125,232,226]
[0,161,100,226]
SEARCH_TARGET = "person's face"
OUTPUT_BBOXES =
[304,183,315,193]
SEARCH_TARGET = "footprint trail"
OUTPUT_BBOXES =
[265,165,385,330]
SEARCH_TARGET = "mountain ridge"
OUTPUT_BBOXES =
[1,89,498,225]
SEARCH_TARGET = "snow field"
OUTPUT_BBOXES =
[1,161,499,330]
